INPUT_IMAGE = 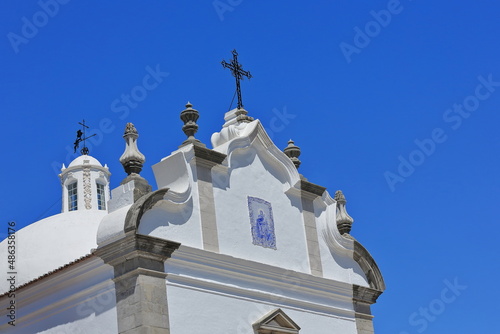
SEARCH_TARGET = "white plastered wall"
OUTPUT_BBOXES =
[140,150,204,249]
[314,197,369,286]
[166,284,358,334]
[212,149,309,274]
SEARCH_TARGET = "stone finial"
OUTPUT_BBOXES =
[179,102,205,148]
[120,123,145,175]
[335,190,354,235]
[118,123,151,201]
[283,139,301,169]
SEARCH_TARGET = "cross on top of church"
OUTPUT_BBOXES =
[221,49,252,110]
[73,120,96,155]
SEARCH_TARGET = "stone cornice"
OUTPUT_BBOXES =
[166,246,356,318]
[352,285,383,305]
[94,232,180,278]
[95,232,180,264]
[192,145,227,168]
[60,163,111,177]
[300,180,326,200]
[169,246,352,294]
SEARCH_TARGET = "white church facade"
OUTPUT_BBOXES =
[0,103,385,333]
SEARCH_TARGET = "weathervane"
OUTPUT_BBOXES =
[221,49,252,110]
[73,120,96,155]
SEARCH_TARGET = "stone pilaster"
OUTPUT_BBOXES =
[95,232,180,334]
[192,145,226,253]
[300,180,326,277]
[353,285,383,334]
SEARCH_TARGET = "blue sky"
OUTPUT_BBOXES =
[2,1,499,332]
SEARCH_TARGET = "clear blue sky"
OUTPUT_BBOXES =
[2,1,499,333]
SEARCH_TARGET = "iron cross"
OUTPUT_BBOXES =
[74,120,96,155]
[221,49,252,110]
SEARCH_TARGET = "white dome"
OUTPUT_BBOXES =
[68,155,103,168]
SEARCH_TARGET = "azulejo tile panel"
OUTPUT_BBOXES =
[247,196,276,250]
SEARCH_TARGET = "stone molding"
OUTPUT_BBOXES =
[352,240,385,292]
[59,162,111,178]
[350,240,385,334]
[352,284,382,334]
[192,145,226,167]
[300,180,326,200]
[95,232,180,274]
[352,285,383,305]
[166,246,356,319]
